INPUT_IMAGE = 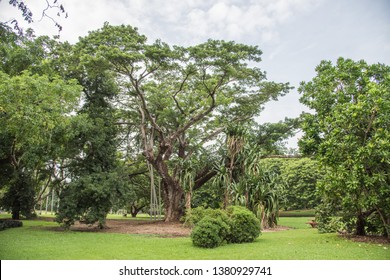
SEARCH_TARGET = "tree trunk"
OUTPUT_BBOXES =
[130,206,138,218]
[130,205,144,218]
[355,212,366,236]
[185,191,192,211]
[162,180,184,222]
[11,194,20,220]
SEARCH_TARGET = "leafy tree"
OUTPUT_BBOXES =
[54,36,123,228]
[0,71,80,219]
[254,118,300,155]
[261,158,322,210]
[299,58,390,236]
[78,23,290,222]
[113,159,151,217]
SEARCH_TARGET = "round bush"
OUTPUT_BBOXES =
[191,216,230,248]
[183,206,208,227]
[184,207,230,228]
[227,206,261,243]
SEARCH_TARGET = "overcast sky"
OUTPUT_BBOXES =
[1,0,389,148]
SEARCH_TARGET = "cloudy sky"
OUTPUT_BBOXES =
[1,0,389,147]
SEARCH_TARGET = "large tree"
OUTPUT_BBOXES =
[0,24,82,220]
[0,71,80,219]
[53,33,126,228]
[78,23,290,221]
[299,58,390,236]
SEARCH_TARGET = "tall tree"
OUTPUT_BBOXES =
[55,35,124,228]
[78,23,290,221]
[0,25,82,219]
[299,58,390,236]
[0,71,80,219]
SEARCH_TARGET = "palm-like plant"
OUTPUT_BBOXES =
[212,125,285,228]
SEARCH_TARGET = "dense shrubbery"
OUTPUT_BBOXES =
[188,206,261,248]
[183,207,229,228]
[227,206,261,243]
[260,158,322,211]
[191,216,230,248]
[0,219,23,231]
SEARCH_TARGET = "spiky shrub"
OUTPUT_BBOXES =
[191,216,230,248]
[227,206,261,243]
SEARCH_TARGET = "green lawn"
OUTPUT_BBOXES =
[279,209,316,217]
[0,216,388,260]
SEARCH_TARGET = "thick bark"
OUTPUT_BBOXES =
[162,179,184,222]
[11,198,20,220]
[355,212,366,236]
[151,149,184,222]
[194,169,217,190]
[355,209,377,236]
[130,205,144,218]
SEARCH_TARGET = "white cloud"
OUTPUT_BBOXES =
[0,0,320,44]
[2,0,388,150]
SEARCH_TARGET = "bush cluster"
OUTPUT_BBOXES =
[0,219,23,231]
[227,206,261,243]
[191,216,230,248]
[189,206,261,248]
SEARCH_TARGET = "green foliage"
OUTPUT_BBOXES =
[56,172,127,229]
[183,207,229,228]
[315,204,345,233]
[79,23,290,221]
[188,206,260,248]
[191,216,230,248]
[0,219,23,231]
[212,125,287,229]
[254,118,300,155]
[0,171,35,219]
[0,69,81,219]
[226,206,261,243]
[299,58,390,236]
[261,158,322,210]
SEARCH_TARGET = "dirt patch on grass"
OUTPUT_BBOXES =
[262,226,290,232]
[339,234,390,244]
[49,218,289,237]
[66,219,192,237]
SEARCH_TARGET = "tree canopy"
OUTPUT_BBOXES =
[299,58,390,236]
[77,23,290,221]
[6,22,388,236]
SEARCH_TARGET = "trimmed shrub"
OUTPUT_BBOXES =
[183,206,208,227]
[227,206,261,243]
[0,219,23,231]
[189,206,261,248]
[184,207,230,228]
[191,216,230,248]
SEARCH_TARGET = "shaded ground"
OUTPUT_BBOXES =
[71,219,191,237]
[51,218,289,237]
[340,234,390,244]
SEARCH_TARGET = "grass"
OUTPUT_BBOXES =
[0,212,152,220]
[279,209,316,217]
[0,215,388,260]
